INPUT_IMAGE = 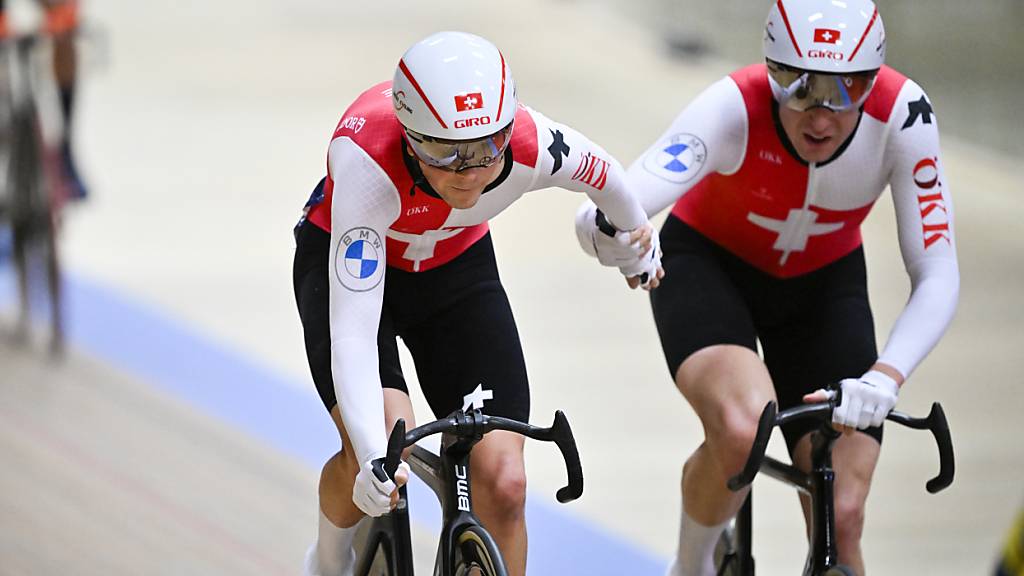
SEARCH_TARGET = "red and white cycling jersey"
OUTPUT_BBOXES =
[304,81,647,466]
[631,64,959,380]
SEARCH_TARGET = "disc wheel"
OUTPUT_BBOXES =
[452,525,507,576]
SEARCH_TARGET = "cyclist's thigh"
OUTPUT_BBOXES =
[652,216,758,381]
[390,234,529,423]
[293,221,409,415]
[757,246,882,453]
[651,216,772,419]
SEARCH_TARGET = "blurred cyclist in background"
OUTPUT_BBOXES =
[0,0,87,200]
[577,0,959,574]
[293,31,660,576]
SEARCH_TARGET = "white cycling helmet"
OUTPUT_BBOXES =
[393,31,516,141]
[764,0,886,111]
[764,0,885,73]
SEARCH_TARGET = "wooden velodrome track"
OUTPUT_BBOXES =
[1,0,1021,574]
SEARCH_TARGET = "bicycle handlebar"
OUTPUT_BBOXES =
[727,400,954,494]
[381,409,584,504]
[886,403,955,493]
[726,401,781,491]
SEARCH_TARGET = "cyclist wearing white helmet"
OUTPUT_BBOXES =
[294,31,661,576]
[576,1,958,574]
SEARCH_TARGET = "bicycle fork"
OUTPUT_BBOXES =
[806,427,841,575]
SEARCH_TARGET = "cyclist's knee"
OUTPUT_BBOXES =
[474,451,527,517]
[833,491,867,544]
[832,433,877,544]
[709,407,762,475]
[676,345,773,474]
[697,389,767,474]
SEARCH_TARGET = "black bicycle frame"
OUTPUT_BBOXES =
[355,486,415,576]
[356,409,582,575]
[433,430,505,575]
[358,437,501,576]
[726,400,954,576]
[732,422,843,574]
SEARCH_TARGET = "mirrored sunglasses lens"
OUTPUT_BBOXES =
[407,127,511,171]
[769,63,876,112]
[413,139,460,167]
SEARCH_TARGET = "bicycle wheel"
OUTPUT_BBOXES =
[452,525,507,576]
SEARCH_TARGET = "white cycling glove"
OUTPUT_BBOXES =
[574,201,662,288]
[620,233,662,288]
[829,370,900,429]
[353,456,410,517]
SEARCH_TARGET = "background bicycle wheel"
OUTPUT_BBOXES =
[1,0,1020,574]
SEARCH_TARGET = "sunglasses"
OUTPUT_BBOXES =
[405,122,514,172]
[767,60,878,112]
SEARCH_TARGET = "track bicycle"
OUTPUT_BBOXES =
[354,408,584,576]
[0,29,65,353]
[716,393,955,576]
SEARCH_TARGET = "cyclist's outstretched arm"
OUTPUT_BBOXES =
[528,107,648,231]
[528,107,661,287]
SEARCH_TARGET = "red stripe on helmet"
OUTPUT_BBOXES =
[496,51,507,126]
[847,7,878,63]
[776,1,803,58]
[398,59,448,130]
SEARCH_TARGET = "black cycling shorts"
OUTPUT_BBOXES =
[651,215,882,452]
[293,221,530,424]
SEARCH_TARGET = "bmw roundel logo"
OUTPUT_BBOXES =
[335,227,385,292]
[642,133,708,184]
[345,240,379,279]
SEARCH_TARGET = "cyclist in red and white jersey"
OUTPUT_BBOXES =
[294,31,660,576]
[0,0,87,199]
[577,1,958,574]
